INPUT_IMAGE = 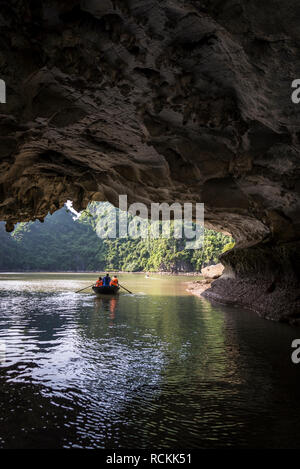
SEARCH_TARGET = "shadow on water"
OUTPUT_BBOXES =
[0,274,300,448]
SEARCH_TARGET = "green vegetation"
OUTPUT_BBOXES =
[222,241,235,253]
[0,202,234,272]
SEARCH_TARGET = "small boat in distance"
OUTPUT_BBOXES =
[92,285,120,295]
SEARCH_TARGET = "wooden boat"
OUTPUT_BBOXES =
[92,285,120,295]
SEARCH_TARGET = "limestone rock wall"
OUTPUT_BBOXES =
[0,0,299,319]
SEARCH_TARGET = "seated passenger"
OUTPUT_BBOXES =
[95,277,103,287]
[110,275,119,287]
[103,273,111,286]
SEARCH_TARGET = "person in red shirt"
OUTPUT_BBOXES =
[95,277,103,287]
[110,276,119,287]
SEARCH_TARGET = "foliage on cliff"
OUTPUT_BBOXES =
[0,202,233,272]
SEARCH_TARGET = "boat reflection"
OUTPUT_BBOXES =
[94,296,119,323]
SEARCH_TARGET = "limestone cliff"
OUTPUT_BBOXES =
[0,1,299,320]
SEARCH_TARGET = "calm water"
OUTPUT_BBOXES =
[0,273,300,449]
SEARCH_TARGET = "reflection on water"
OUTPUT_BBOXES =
[0,273,300,448]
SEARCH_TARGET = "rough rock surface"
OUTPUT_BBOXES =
[0,1,299,320]
[203,242,300,324]
[186,278,212,296]
[201,263,224,279]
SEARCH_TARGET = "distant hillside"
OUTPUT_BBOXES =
[0,202,234,272]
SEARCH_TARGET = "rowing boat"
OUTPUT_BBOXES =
[92,285,120,295]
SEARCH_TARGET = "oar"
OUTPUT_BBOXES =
[75,284,94,293]
[119,283,133,294]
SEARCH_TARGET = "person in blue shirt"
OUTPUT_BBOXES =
[103,273,111,286]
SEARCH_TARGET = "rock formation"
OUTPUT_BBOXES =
[0,1,299,321]
[201,263,224,279]
[187,263,223,297]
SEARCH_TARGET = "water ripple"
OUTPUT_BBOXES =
[0,277,300,448]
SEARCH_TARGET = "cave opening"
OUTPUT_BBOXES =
[0,0,300,451]
[0,198,234,275]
